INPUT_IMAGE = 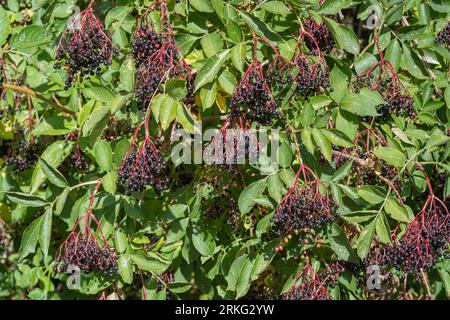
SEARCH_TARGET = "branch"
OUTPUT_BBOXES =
[2,83,76,116]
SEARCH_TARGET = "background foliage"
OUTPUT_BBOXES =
[0,0,449,300]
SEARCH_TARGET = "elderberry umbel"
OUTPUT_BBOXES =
[303,17,334,55]
[274,165,337,236]
[366,170,449,277]
[63,132,89,171]
[283,257,332,300]
[132,22,163,67]
[55,5,116,89]
[57,180,118,276]
[204,109,260,168]
[231,58,280,125]
[5,129,40,172]
[134,2,193,110]
[118,123,169,194]
[102,117,133,142]
[353,39,415,119]
[294,55,330,98]
[436,22,450,48]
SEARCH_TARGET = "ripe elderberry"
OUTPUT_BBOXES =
[118,126,169,194]
[274,165,337,236]
[303,17,334,55]
[353,57,415,119]
[436,22,450,48]
[231,60,280,125]
[134,3,193,110]
[55,6,115,89]
[63,132,89,171]
[204,109,260,168]
[293,55,330,98]
[102,117,133,142]
[57,181,118,276]
[283,258,332,300]
[132,22,163,67]
[5,129,40,172]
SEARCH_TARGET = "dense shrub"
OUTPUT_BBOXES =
[0,0,449,300]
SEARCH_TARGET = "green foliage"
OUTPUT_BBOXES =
[0,0,449,301]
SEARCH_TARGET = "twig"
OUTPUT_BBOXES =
[2,83,76,116]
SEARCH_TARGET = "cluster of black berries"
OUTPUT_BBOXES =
[283,260,332,300]
[366,199,449,277]
[5,130,40,172]
[436,22,450,47]
[379,88,415,119]
[0,221,7,257]
[232,65,281,125]
[319,261,347,288]
[59,237,118,276]
[102,117,133,142]
[134,44,186,109]
[118,143,169,194]
[274,188,336,236]
[55,10,116,89]
[63,132,89,171]
[294,56,330,98]
[132,25,163,67]
[303,18,334,55]
[183,73,196,107]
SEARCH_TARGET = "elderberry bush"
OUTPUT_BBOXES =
[1,0,450,301]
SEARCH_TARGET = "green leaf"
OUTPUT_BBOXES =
[200,82,218,110]
[118,255,133,284]
[260,1,290,15]
[277,141,293,168]
[238,180,266,214]
[218,70,237,96]
[10,25,49,52]
[119,57,135,92]
[155,95,179,131]
[357,186,386,204]
[341,88,383,116]
[329,223,359,263]
[231,43,247,73]
[82,106,110,137]
[130,252,170,273]
[39,209,52,257]
[176,103,197,134]
[267,174,284,203]
[331,161,353,182]
[240,12,281,43]
[85,83,117,102]
[357,220,376,259]
[251,241,277,280]
[384,197,413,223]
[312,128,332,162]
[190,0,214,12]
[102,172,118,194]
[235,258,254,299]
[0,7,11,46]
[167,282,193,293]
[93,139,113,172]
[39,158,68,188]
[55,187,70,215]
[329,66,348,104]
[425,130,450,149]
[194,50,230,91]
[373,146,406,167]
[201,32,224,58]
[321,129,354,148]
[6,192,48,207]
[191,223,216,257]
[375,211,391,244]
[19,215,42,259]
